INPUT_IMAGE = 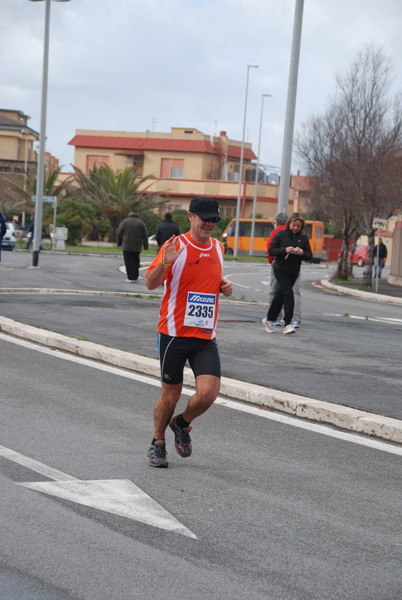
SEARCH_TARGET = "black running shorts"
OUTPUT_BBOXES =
[158,333,221,385]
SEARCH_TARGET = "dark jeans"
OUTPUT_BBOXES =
[123,251,140,281]
[373,257,385,278]
[267,268,299,326]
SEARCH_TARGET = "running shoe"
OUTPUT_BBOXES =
[283,324,296,335]
[273,321,282,327]
[292,320,300,328]
[262,317,274,333]
[148,440,169,468]
[169,416,192,457]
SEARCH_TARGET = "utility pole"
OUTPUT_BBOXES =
[277,0,304,214]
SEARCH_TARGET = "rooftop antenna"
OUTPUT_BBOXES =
[151,117,158,132]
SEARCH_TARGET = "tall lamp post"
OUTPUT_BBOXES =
[21,128,30,228]
[29,0,70,267]
[233,63,259,260]
[249,93,271,256]
[277,0,304,214]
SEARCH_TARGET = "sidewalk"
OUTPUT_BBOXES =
[320,275,402,305]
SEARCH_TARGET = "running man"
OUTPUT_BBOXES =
[145,196,232,468]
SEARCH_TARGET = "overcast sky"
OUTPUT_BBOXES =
[2,0,402,176]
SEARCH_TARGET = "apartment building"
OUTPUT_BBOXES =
[68,127,292,218]
[0,109,39,205]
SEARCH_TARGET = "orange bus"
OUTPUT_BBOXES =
[221,218,327,263]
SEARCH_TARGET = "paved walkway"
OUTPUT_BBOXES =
[320,277,402,305]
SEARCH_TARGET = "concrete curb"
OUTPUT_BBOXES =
[1,314,401,445]
[319,278,402,305]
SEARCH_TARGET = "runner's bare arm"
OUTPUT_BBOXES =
[146,236,184,290]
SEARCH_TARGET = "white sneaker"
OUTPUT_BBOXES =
[125,278,138,283]
[283,324,296,335]
[262,317,274,333]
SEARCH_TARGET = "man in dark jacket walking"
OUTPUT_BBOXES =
[117,211,149,282]
[155,213,180,250]
[373,237,388,279]
[0,211,6,262]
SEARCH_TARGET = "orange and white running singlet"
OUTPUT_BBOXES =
[146,233,224,340]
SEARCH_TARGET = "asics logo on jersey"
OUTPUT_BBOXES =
[199,253,210,257]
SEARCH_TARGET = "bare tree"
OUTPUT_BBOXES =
[296,44,402,284]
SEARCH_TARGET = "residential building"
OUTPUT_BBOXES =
[68,127,294,217]
[291,170,314,213]
[0,109,39,205]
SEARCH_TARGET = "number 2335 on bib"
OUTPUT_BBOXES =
[183,292,217,328]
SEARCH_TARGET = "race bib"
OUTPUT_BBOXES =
[183,292,216,328]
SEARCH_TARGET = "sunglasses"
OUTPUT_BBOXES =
[199,216,221,223]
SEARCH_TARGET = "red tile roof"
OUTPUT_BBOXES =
[291,175,314,191]
[227,144,257,161]
[68,135,219,155]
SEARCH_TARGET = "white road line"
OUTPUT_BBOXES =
[325,313,402,325]
[215,399,402,457]
[0,445,80,481]
[2,333,402,456]
[224,276,251,290]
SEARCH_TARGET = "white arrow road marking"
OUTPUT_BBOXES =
[0,445,197,539]
[18,480,197,538]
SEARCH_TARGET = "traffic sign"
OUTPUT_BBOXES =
[373,218,387,229]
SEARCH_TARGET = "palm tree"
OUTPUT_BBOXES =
[8,165,73,219]
[72,164,163,242]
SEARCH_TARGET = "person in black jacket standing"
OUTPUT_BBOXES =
[155,212,180,250]
[262,213,312,335]
[0,211,6,262]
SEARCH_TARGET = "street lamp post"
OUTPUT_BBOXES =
[277,0,304,214]
[249,93,271,256]
[21,128,30,228]
[233,63,259,260]
[29,0,70,267]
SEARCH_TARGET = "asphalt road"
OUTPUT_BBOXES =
[0,251,401,420]
[1,336,402,600]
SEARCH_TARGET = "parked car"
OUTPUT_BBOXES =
[337,244,368,267]
[6,221,24,238]
[1,223,17,250]
[148,234,157,247]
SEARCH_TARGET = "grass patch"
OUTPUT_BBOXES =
[223,254,267,263]
[330,277,356,286]
[63,245,268,262]
[64,244,121,254]
[357,285,373,291]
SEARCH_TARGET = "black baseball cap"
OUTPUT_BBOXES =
[189,196,221,222]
